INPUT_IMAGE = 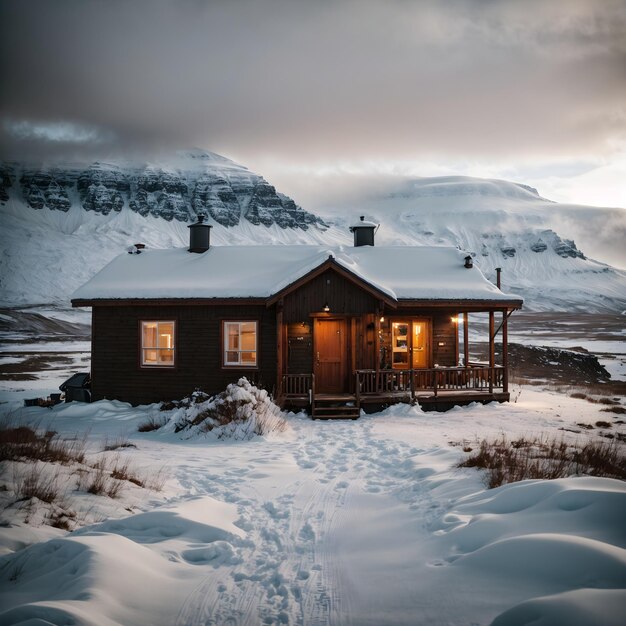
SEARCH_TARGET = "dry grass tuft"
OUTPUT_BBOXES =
[13,465,63,504]
[137,415,167,432]
[1,419,162,527]
[459,434,626,488]
[102,436,137,451]
[601,406,626,415]
[0,422,85,465]
[110,457,144,487]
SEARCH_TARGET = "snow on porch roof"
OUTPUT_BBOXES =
[71,245,522,303]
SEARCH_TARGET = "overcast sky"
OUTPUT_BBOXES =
[1,0,625,208]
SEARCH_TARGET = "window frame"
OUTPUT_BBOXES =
[221,320,259,369]
[389,317,432,370]
[140,320,177,368]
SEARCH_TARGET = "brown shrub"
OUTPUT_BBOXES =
[460,434,626,488]
[137,415,167,432]
[0,422,85,465]
[103,436,137,451]
[601,406,626,415]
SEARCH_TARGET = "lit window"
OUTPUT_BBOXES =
[141,321,175,367]
[223,321,257,367]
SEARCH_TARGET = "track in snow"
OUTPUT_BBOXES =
[173,415,430,626]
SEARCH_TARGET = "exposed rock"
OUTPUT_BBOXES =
[82,183,124,215]
[136,168,165,193]
[553,237,585,259]
[506,343,610,384]
[0,164,15,204]
[500,246,516,258]
[246,181,284,226]
[24,185,46,209]
[154,192,189,222]
[2,156,328,230]
[44,181,71,212]
[191,174,240,226]
[19,169,72,212]
[129,188,151,217]
[530,239,548,253]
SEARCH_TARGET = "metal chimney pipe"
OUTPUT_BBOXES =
[188,214,212,253]
[496,267,502,289]
[349,216,378,247]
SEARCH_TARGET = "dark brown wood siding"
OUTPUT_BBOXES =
[91,304,276,405]
[432,314,458,367]
[359,313,378,370]
[287,322,313,374]
[283,269,380,323]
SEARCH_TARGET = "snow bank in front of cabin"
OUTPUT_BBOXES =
[437,477,626,626]
[0,497,244,626]
[161,378,288,440]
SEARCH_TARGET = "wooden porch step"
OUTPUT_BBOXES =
[312,412,360,420]
[312,400,360,420]
[314,394,357,402]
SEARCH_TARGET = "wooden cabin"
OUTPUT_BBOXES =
[72,217,522,416]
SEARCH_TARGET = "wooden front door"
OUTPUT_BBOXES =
[314,319,347,394]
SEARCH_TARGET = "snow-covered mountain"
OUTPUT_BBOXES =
[314,177,626,312]
[0,152,625,313]
[0,149,325,229]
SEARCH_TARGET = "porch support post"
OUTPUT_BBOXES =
[276,299,284,401]
[502,309,509,393]
[488,310,495,393]
[375,301,383,391]
[463,312,469,367]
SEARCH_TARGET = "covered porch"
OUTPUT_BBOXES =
[278,307,514,418]
[270,250,521,418]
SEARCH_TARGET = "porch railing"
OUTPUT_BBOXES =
[281,373,314,402]
[356,365,505,399]
[281,366,505,404]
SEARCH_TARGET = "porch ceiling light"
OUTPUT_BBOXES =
[323,302,330,312]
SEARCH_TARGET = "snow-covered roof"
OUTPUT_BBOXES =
[350,218,378,229]
[71,245,522,304]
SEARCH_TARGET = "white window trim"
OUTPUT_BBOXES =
[141,320,176,367]
[223,320,258,368]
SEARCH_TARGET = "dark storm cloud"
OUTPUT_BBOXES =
[1,0,625,162]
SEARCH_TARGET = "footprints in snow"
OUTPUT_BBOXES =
[174,419,451,625]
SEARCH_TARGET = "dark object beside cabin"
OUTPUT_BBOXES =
[60,372,92,403]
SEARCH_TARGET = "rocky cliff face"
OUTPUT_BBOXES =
[477,229,585,260]
[0,152,327,230]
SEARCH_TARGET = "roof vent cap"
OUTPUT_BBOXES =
[127,243,145,255]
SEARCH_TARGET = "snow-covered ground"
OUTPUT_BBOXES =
[0,383,625,625]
